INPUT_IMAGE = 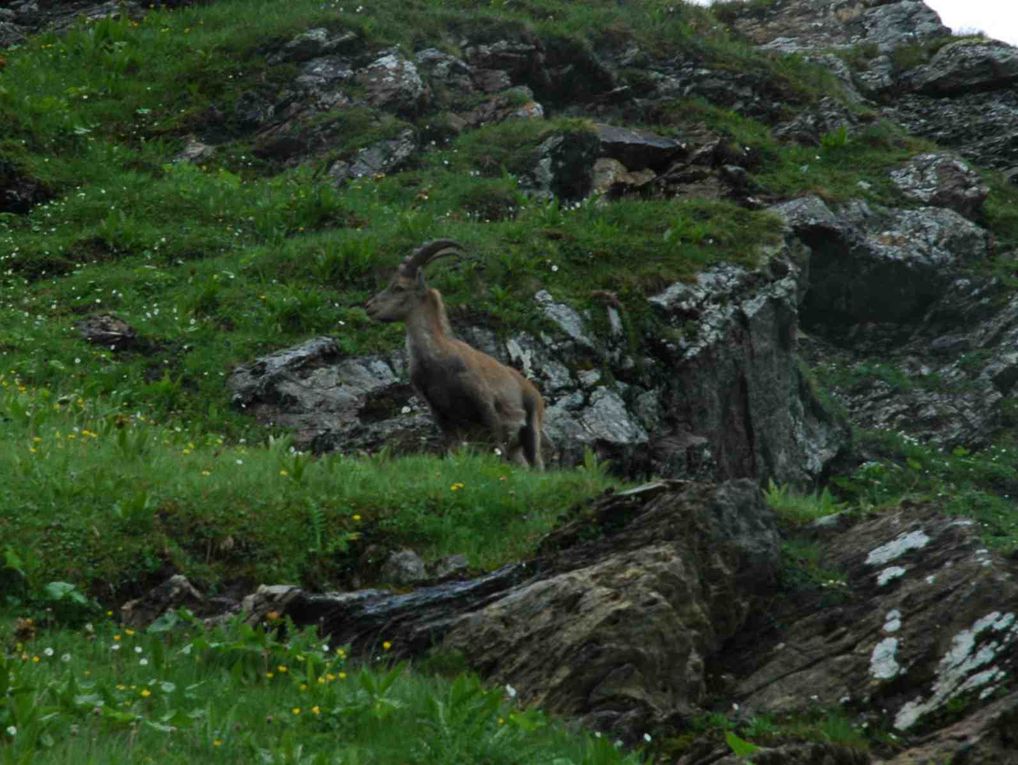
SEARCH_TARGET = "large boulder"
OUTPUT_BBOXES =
[647,256,846,484]
[594,123,685,172]
[246,480,781,739]
[226,337,436,454]
[909,40,1018,96]
[776,196,991,328]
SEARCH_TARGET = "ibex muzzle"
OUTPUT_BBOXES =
[365,240,545,468]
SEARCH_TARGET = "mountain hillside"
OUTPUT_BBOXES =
[3,0,1018,762]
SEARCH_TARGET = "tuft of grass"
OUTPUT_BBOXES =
[765,480,846,527]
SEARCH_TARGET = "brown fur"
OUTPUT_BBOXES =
[365,244,545,468]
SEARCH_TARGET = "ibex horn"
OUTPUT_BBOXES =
[399,239,465,275]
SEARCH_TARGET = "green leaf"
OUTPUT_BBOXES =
[725,731,761,757]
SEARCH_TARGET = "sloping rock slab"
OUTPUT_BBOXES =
[891,88,1018,171]
[243,480,780,739]
[879,690,1018,764]
[734,507,1018,737]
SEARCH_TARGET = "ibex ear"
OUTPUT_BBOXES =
[415,269,426,289]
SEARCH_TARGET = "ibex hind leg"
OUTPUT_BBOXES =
[521,414,544,470]
[507,436,528,466]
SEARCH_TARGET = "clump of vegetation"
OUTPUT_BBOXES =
[0,614,643,764]
[765,480,846,527]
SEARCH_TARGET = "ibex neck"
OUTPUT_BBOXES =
[406,290,453,359]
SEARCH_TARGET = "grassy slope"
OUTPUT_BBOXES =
[0,615,642,765]
[4,0,1018,761]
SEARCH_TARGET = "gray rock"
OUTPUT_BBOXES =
[732,0,949,54]
[270,27,357,64]
[431,554,469,579]
[892,88,1018,171]
[910,40,1018,96]
[594,123,685,172]
[173,136,216,164]
[76,313,139,351]
[534,290,592,347]
[355,52,428,115]
[414,48,475,97]
[525,130,601,201]
[120,575,204,628]
[328,129,417,184]
[227,336,433,452]
[380,549,428,587]
[0,20,25,48]
[471,68,512,93]
[463,39,545,85]
[890,152,989,219]
[776,196,990,326]
[295,55,354,90]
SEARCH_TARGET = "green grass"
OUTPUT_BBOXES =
[0,614,643,765]
[660,707,869,760]
[0,375,618,602]
[832,434,1018,552]
[765,480,846,528]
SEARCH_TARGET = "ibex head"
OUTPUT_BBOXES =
[365,239,464,323]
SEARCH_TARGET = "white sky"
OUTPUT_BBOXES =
[690,0,1018,46]
[924,0,1018,45]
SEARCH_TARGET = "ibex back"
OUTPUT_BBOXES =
[365,240,545,469]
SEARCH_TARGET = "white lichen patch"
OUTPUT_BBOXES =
[866,529,931,566]
[870,637,901,680]
[883,609,903,633]
[877,566,907,586]
[893,611,1017,730]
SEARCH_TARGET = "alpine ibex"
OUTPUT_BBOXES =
[365,240,545,468]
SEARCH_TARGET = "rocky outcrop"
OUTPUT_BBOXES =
[238,480,782,739]
[909,40,1018,96]
[229,241,844,483]
[729,0,948,54]
[777,196,990,328]
[731,506,1018,743]
[355,52,429,115]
